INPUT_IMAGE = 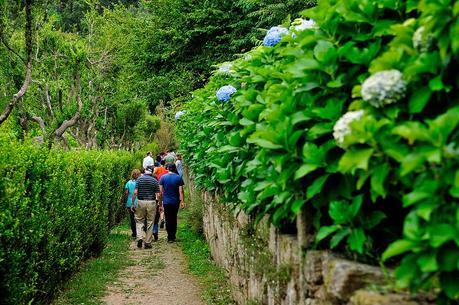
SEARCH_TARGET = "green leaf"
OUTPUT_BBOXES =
[329,201,354,224]
[382,240,416,261]
[440,271,459,299]
[291,199,305,214]
[370,163,390,199]
[417,251,438,273]
[428,224,456,248]
[316,225,339,242]
[306,174,329,199]
[339,148,374,173]
[247,138,283,149]
[314,40,337,63]
[438,248,459,272]
[408,87,432,113]
[365,211,386,229]
[294,164,319,180]
[330,228,350,249]
[348,228,366,254]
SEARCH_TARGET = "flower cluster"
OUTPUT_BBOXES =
[175,111,185,120]
[412,26,433,52]
[263,26,289,47]
[292,18,317,31]
[217,62,233,75]
[333,110,364,147]
[216,85,237,102]
[361,70,407,108]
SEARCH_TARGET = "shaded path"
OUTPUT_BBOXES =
[102,229,204,305]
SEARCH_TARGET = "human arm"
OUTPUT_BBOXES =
[179,185,185,209]
[131,188,138,212]
[158,184,164,211]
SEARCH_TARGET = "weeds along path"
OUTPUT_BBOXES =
[103,229,204,305]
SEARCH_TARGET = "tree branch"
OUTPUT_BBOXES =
[0,0,33,125]
[0,61,32,124]
[54,71,83,138]
[31,116,47,136]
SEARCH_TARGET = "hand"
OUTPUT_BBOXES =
[180,201,185,209]
[130,206,135,213]
[159,205,164,212]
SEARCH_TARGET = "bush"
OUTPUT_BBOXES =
[177,0,459,303]
[0,131,136,304]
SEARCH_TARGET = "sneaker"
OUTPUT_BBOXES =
[153,233,158,241]
[137,239,143,249]
[144,243,152,249]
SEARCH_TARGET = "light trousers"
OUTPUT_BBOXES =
[134,200,157,245]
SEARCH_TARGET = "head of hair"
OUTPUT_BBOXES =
[166,163,178,174]
[160,160,165,166]
[131,169,141,180]
[147,151,152,156]
[176,154,182,159]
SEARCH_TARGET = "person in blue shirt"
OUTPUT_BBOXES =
[124,169,140,238]
[159,163,185,242]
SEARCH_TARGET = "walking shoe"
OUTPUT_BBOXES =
[144,243,152,249]
[159,220,165,229]
[137,239,143,249]
[153,233,158,241]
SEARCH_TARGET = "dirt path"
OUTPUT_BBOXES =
[102,229,204,305]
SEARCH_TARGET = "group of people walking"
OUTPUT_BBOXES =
[124,151,185,249]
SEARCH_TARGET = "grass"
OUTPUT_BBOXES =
[53,220,132,305]
[177,195,236,305]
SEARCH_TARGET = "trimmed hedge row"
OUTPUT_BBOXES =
[177,0,459,303]
[0,131,136,304]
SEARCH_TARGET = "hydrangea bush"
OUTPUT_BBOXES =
[177,1,459,303]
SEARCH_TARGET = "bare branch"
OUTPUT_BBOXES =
[0,0,33,125]
[54,71,83,138]
[0,61,33,124]
[45,83,54,118]
[31,116,46,136]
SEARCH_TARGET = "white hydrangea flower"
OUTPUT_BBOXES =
[333,110,364,147]
[292,18,317,31]
[217,62,233,75]
[413,26,433,52]
[361,70,407,108]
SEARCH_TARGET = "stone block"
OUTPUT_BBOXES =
[348,290,419,305]
[322,257,385,302]
[304,251,326,286]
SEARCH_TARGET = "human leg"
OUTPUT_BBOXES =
[164,204,179,241]
[144,201,157,246]
[128,208,136,238]
[134,201,147,247]
[153,205,160,241]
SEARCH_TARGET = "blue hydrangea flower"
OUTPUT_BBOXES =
[175,111,185,120]
[216,85,237,102]
[263,26,289,47]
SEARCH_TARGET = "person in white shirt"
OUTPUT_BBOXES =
[142,151,154,170]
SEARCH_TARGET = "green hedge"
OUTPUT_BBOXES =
[0,131,136,304]
[177,0,459,303]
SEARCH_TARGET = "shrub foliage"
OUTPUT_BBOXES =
[0,131,135,304]
[177,0,459,302]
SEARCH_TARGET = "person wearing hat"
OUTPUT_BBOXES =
[131,165,160,249]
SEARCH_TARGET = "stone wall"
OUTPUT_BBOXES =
[199,190,430,305]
